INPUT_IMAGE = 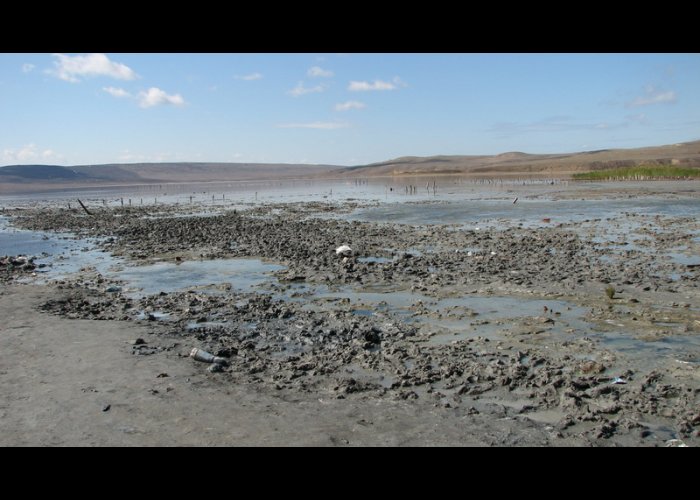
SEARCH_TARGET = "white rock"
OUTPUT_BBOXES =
[665,439,688,447]
[335,245,352,256]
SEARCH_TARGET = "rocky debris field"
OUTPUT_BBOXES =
[4,200,700,446]
[1,255,38,283]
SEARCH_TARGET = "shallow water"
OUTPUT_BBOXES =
[346,197,700,227]
[597,331,700,367]
[111,258,285,298]
[0,216,77,258]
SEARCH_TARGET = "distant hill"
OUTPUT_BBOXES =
[2,140,700,194]
[69,162,338,183]
[0,162,337,194]
[0,164,88,182]
[334,140,700,177]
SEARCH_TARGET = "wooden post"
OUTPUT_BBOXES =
[77,199,92,216]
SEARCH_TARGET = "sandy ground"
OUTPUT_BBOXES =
[1,284,567,446]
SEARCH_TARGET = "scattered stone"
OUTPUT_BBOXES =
[6,199,699,447]
[580,360,606,374]
[665,439,688,448]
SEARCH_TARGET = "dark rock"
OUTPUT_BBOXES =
[216,347,237,358]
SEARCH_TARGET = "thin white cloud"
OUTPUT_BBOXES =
[627,85,677,108]
[48,53,138,83]
[335,100,366,111]
[138,87,185,108]
[287,81,326,97]
[103,86,131,98]
[21,63,35,73]
[235,72,263,81]
[348,79,396,91]
[626,113,649,125]
[2,144,63,163]
[277,121,349,129]
[308,66,333,78]
[392,76,408,88]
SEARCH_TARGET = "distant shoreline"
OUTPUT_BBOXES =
[2,138,699,195]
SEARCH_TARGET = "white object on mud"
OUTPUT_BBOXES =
[190,347,227,365]
[335,245,352,256]
[610,377,627,385]
[665,439,688,447]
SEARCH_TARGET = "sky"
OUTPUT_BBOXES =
[1,53,699,166]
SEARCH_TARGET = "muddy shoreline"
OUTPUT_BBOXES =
[1,183,699,446]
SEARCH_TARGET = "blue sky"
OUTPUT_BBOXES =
[1,53,699,166]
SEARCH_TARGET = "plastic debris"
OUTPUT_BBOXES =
[190,347,228,365]
[611,377,627,385]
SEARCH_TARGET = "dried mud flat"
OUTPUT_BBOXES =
[1,184,699,446]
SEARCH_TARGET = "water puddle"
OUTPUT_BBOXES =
[111,258,285,298]
[345,197,700,227]
[358,256,393,264]
[418,296,589,345]
[0,218,80,258]
[666,252,700,267]
[0,218,121,280]
[343,363,396,389]
[595,330,700,369]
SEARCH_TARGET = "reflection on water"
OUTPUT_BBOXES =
[346,197,700,227]
[112,258,285,298]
